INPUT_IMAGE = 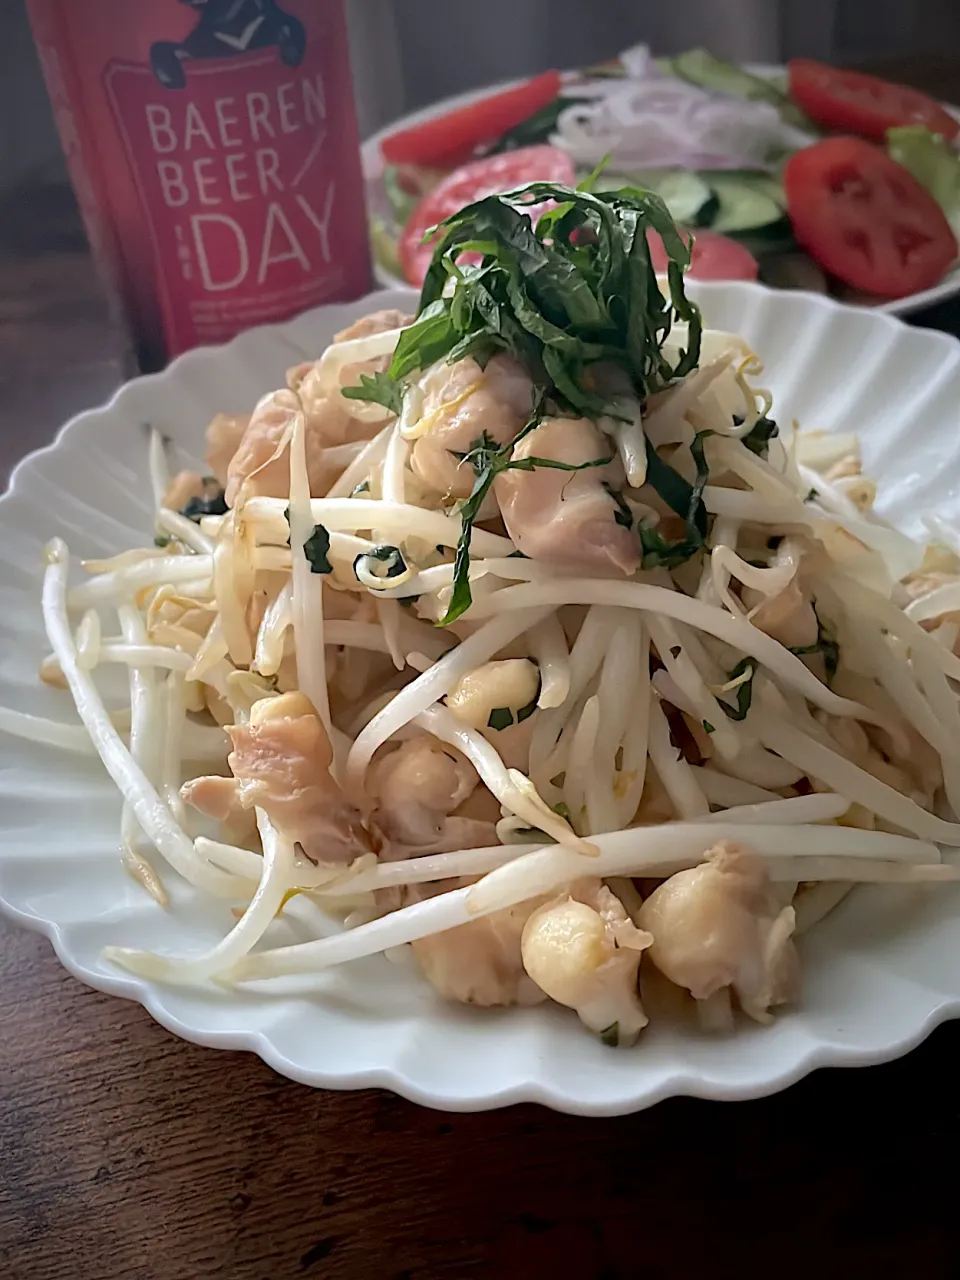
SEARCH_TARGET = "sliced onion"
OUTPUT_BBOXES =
[552,54,809,172]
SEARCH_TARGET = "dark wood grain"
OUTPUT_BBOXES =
[3,61,960,1277]
[2,920,960,1280]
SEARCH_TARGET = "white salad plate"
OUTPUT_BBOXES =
[2,283,960,1115]
[363,72,960,316]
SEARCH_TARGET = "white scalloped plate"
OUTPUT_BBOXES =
[2,283,960,1114]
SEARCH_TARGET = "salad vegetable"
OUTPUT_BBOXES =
[784,137,958,298]
[788,60,960,144]
[887,125,960,241]
[648,227,758,281]
[396,146,575,287]
[374,46,960,301]
[551,46,810,173]
[381,70,564,169]
[664,47,812,132]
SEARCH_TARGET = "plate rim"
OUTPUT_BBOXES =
[2,281,960,1114]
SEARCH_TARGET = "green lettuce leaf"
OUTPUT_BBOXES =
[887,126,960,241]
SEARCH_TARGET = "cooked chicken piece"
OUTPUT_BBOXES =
[180,774,259,847]
[830,669,942,799]
[817,713,934,809]
[245,571,287,638]
[405,880,546,1007]
[145,592,215,653]
[901,540,960,602]
[202,684,235,728]
[407,817,499,856]
[742,579,819,649]
[449,780,503,827]
[631,770,676,825]
[902,569,956,604]
[495,416,640,576]
[162,469,206,512]
[479,713,537,774]
[370,737,478,847]
[206,413,250,487]
[637,840,799,1023]
[225,309,412,505]
[184,692,371,864]
[181,774,242,824]
[410,354,534,499]
[333,308,412,344]
[901,567,960,652]
[288,307,413,443]
[223,388,331,507]
[824,454,861,482]
[373,732,537,1006]
[522,879,651,1043]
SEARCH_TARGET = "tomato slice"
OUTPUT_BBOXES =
[381,71,563,170]
[648,228,759,281]
[398,145,576,286]
[784,137,957,298]
[788,59,960,143]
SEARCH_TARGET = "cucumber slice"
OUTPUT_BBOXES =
[383,166,420,227]
[370,217,403,279]
[704,173,784,234]
[707,169,786,207]
[668,48,813,132]
[593,168,713,224]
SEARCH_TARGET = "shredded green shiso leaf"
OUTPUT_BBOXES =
[360,179,702,415]
[348,177,705,621]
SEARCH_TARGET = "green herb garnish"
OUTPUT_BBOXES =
[347,181,701,424]
[599,1022,620,1047]
[718,657,756,722]
[383,164,420,225]
[351,479,371,497]
[487,691,538,732]
[487,96,591,154]
[487,706,515,732]
[702,720,715,734]
[302,524,334,575]
[181,479,228,522]
[740,416,779,459]
[353,544,407,582]
[341,370,404,417]
[605,485,634,529]
[154,534,171,548]
[788,606,839,683]
[638,430,712,569]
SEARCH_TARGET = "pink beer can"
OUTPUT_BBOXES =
[28,0,372,370]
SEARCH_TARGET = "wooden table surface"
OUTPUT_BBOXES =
[4,59,960,1279]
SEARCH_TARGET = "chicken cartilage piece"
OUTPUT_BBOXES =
[495,417,640,576]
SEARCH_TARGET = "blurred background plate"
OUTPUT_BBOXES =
[362,68,960,316]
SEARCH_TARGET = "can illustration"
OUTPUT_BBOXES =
[28,1,372,371]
